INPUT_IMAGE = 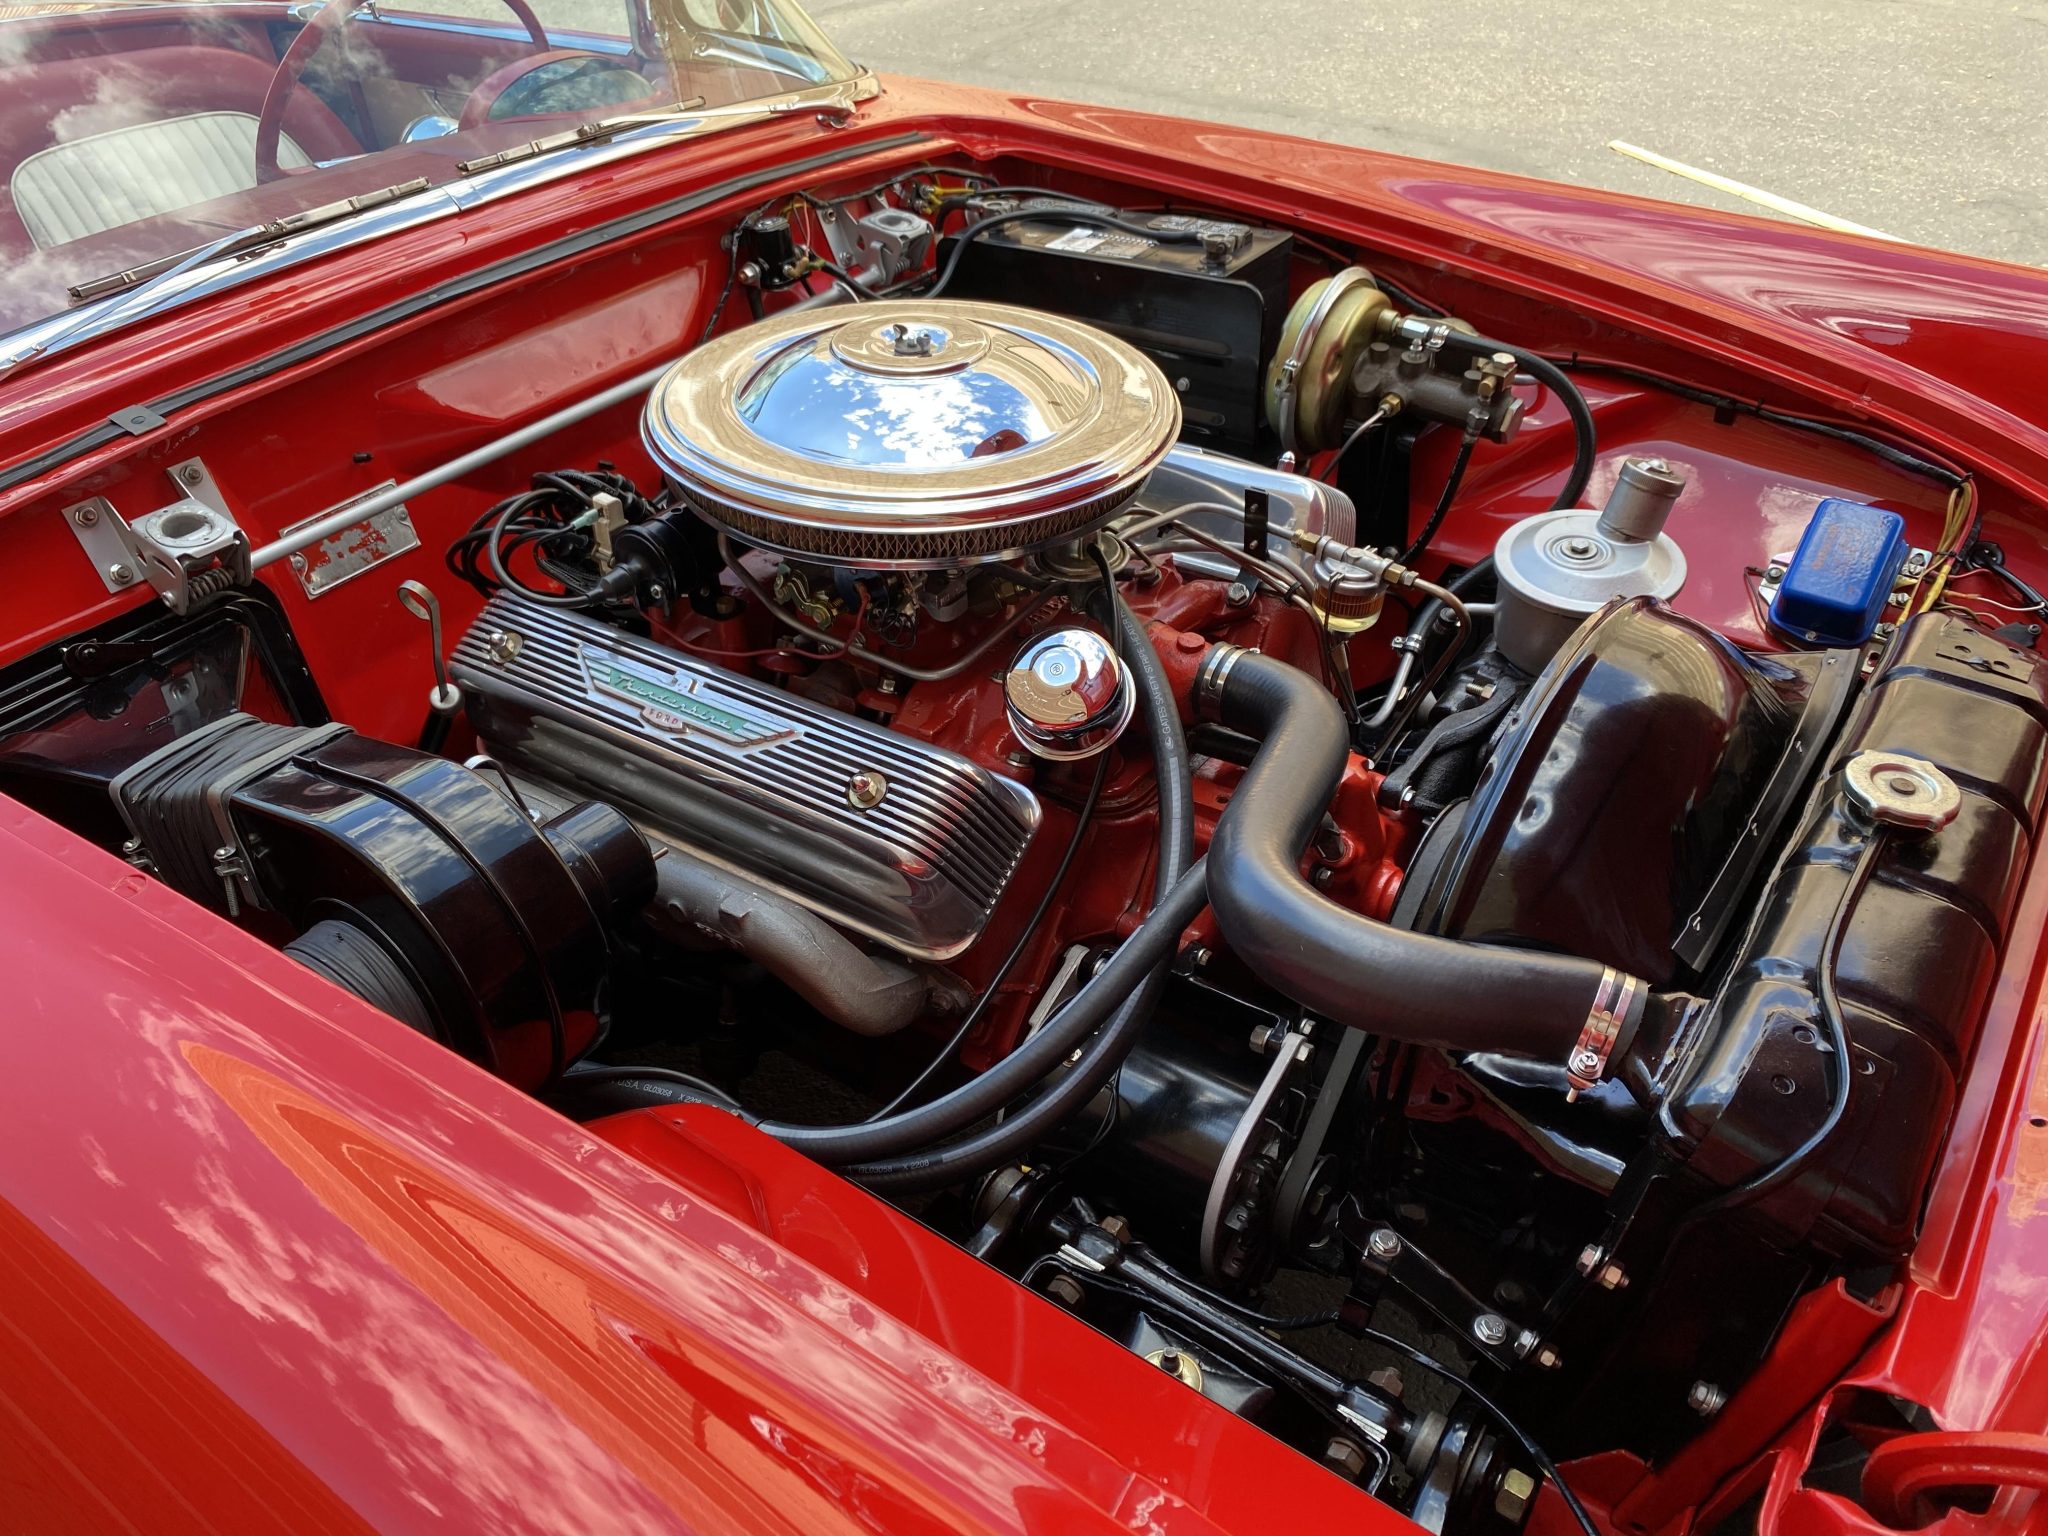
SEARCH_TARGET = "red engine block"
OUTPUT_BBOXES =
[652,557,1412,1063]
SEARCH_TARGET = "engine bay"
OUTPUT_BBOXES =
[6,160,2045,1532]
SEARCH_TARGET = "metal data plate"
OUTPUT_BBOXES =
[278,482,419,597]
[451,595,1043,959]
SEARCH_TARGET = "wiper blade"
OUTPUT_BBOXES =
[68,177,435,302]
[455,101,709,175]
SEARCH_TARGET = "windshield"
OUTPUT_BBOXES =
[0,0,861,332]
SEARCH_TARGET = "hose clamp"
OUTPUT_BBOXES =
[1192,642,1250,724]
[1565,966,1641,1101]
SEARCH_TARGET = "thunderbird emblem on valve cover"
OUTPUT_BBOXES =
[578,644,801,751]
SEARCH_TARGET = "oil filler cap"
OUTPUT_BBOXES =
[1005,626,1133,760]
[1843,749,1961,833]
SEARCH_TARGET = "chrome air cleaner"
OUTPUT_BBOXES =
[642,299,1180,568]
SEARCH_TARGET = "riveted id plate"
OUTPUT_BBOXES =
[278,483,418,597]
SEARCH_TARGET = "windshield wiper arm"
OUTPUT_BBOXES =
[68,177,435,303]
[454,100,709,175]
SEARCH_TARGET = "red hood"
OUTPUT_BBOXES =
[8,75,2047,514]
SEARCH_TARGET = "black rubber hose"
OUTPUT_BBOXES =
[1435,333,1596,512]
[846,859,1206,1191]
[1208,650,1644,1059]
[548,1063,743,1117]
[1397,429,1478,568]
[865,738,1112,1119]
[756,581,1197,1166]
[843,578,1199,1190]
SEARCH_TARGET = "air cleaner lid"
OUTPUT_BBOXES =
[642,299,1180,568]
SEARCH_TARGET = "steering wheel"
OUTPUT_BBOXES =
[255,0,553,184]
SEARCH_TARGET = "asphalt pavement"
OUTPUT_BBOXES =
[806,0,2046,267]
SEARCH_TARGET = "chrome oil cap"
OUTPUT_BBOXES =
[1004,626,1134,760]
[643,299,1180,569]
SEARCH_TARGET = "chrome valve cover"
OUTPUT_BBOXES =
[451,596,1041,959]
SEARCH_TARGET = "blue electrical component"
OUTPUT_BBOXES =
[1769,498,1909,646]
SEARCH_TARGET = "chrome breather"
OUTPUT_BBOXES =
[450,594,1042,960]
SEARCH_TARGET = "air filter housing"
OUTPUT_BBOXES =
[642,299,1180,569]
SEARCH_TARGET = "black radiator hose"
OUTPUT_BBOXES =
[1204,647,1646,1065]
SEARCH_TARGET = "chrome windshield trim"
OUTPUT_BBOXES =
[445,74,879,209]
[0,73,878,376]
[354,11,636,55]
[0,187,463,373]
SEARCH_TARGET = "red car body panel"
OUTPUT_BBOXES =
[2,65,2047,1536]
[0,799,1389,1533]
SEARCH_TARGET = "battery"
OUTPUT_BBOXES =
[940,204,1293,455]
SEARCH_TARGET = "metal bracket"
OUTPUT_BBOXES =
[1357,1226,1545,1371]
[63,458,250,613]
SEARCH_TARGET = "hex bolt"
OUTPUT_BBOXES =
[1597,1263,1629,1291]
[1495,1468,1538,1523]
[1225,581,1252,607]
[1323,1437,1369,1480]
[1248,1022,1282,1055]
[1367,1228,1403,1262]
[1473,1313,1510,1348]
[1044,1274,1085,1311]
[1688,1380,1727,1418]
[1186,945,1213,969]
[1097,1214,1131,1244]
[1366,1365,1405,1398]
[1533,1344,1564,1370]
[1576,1244,1604,1276]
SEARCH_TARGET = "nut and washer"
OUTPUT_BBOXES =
[1044,1274,1085,1310]
[1324,1437,1370,1479]
[846,769,889,809]
[1688,1380,1727,1418]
